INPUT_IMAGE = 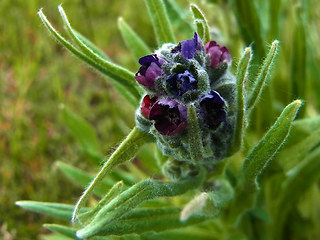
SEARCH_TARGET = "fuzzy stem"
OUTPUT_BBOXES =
[71,127,153,223]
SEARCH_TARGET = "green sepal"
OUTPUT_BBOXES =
[15,201,86,221]
[190,4,210,44]
[76,168,206,238]
[229,47,252,154]
[38,8,141,107]
[72,127,154,223]
[118,17,151,60]
[144,0,176,45]
[246,40,279,112]
[43,224,78,239]
[187,104,206,161]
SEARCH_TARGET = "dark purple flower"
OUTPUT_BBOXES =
[140,95,158,119]
[166,70,197,96]
[172,32,203,59]
[199,90,227,129]
[135,54,164,88]
[205,41,231,68]
[149,99,187,136]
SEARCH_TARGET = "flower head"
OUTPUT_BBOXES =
[166,70,197,96]
[172,33,203,59]
[149,99,187,136]
[199,90,227,128]
[135,54,164,88]
[205,41,231,68]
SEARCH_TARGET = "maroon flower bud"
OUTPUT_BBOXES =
[149,99,187,136]
[205,41,231,68]
[140,95,158,119]
[135,54,164,89]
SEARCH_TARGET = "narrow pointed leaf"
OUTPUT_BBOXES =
[277,130,320,172]
[190,4,210,43]
[15,201,84,221]
[246,40,279,112]
[56,161,114,196]
[242,100,302,187]
[72,127,154,223]
[38,9,140,106]
[60,105,100,160]
[291,6,306,101]
[44,224,78,239]
[163,0,194,34]
[73,30,109,61]
[144,0,175,45]
[96,207,209,236]
[78,181,125,226]
[272,147,320,239]
[76,169,205,238]
[228,100,302,221]
[229,47,252,154]
[118,17,150,59]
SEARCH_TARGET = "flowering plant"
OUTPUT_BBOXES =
[16,1,320,240]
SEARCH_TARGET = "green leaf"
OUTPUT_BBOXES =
[15,201,84,221]
[291,6,306,102]
[60,105,100,161]
[95,207,208,236]
[163,0,194,34]
[242,100,302,187]
[229,47,252,154]
[78,181,125,226]
[44,224,78,239]
[72,127,154,223]
[228,100,302,222]
[38,9,141,106]
[246,40,279,112]
[277,130,320,172]
[230,0,265,58]
[118,17,151,60]
[271,147,320,239]
[76,168,205,238]
[56,161,114,196]
[144,0,175,45]
[190,4,210,43]
[73,30,109,61]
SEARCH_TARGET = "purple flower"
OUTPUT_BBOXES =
[172,32,203,59]
[205,41,231,68]
[166,70,197,96]
[135,54,164,88]
[199,90,227,129]
[149,99,187,136]
[140,95,158,119]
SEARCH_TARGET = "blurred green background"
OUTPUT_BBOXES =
[1,0,319,239]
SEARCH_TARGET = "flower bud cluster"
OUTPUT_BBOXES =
[135,33,236,178]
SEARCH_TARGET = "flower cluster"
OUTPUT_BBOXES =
[135,33,236,171]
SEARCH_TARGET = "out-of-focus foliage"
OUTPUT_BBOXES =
[1,0,320,239]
